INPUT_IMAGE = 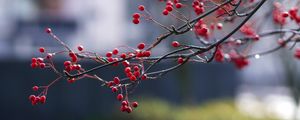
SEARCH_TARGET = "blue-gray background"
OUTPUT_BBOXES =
[0,0,299,120]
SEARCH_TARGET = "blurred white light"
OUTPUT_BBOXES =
[255,54,260,59]
[224,53,230,59]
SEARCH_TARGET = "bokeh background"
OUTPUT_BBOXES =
[0,0,300,120]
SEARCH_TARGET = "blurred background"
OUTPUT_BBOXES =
[0,0,300,120]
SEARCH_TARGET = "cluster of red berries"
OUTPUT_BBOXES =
[213,47,250,69]
[31,57,46,69]
[29,86,47,105]
[240,23,260,41]
[162,1,183,16]
[229,51,249,69]
[29,95,47,105]
[107,79,140,113]
[64,60,81,72]
[30,47,48,69]
[132,13,141,24]
[104,43,151,67]
[273,2,289,25]
[135,43,152,58]
[106,76,141,113]
[120,101,139,113]
[194,21,223,39]
[192,0,205,15]
[273,2,300,25]
[101,43,154,113]
[194,19,210,38]
[132,5,145,24]
[289,7,300,23]
[215,3,233,17]
[69,52,78,63]
[121,57,148,81]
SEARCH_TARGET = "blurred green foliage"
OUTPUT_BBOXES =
[112,98,278,120]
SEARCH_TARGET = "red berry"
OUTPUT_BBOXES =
[175,3,182,8]
[295,48,300,59]
[73,64,81,70]
[107,81,114,87]
[133,18,140,24]
[112,48,119,55]
[130,75,137,81]
[138,5,145,11]
[282,12,289,18]
[133,66,140,71]
[120,105,128,112]
[163,9,169,15]
[214,49,224,62]
[34,97,40,103]
[31,63,38,68]
[32,86,39,91]
[39,47,45,53]
[40,95,46,104]
[112,87,118,92]
[143,51,151,57]
[193,1,200,6]
[216,23,223,30]
[137,43,145,49]
[117,94,123,101]
[124,67,131,73]
[77,45,84,51]
[122,101,128,106]
[122,61,130,67]
[29,95,36,101]
[166,1,173,6]
[136,50,144,57]
[107,57,114,62]
[106,52,113,57]
[132,102,138,108]
[166,5,173,12]
[68,78,76,83]
[31,58,37,63]
[39,63,46,69]
[132,13,140,19]
[172,41,180,47]
[64,61,71,66]
[126,107,133,113]
[37,57,44,63]
[134,71,140,77]
[69,52,76,58]
[45,27,52,33]
[141,74,148,80]
[177,57,184,64]
[65,66,71,72]
[253,35,260,41]
[128,53,135,57]
[127,72,133,78]
[277,39,286,47]
[71,56,77,62]
[113,77,120,84]
[46,53,53,59]
[120,53,127,59]
[196,27,209,36]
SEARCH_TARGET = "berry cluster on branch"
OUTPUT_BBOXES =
[28,0,300,113]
